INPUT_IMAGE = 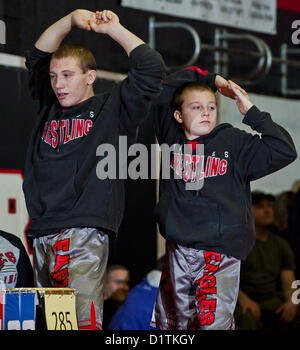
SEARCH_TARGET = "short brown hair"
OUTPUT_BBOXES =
[51,43,97,73]
[173,82,215,111]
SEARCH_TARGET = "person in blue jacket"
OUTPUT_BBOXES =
[108,257,164,330]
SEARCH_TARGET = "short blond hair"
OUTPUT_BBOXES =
[51,43,97,73]
[173,82,215,111]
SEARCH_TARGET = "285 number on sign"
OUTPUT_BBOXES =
[51,311,73,330]
[44,294,78,330]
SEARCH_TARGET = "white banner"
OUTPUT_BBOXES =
[121,0,277,35]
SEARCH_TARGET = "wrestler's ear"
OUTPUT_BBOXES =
[87,69,97,85]
[173,110,183,124]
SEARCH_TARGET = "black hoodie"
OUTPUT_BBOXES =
[153,67,297,260]
[23,44,165,238]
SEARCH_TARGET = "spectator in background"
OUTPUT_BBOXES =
[235,192,300,330]
[290,186,300,280]
[273,190,295,240]
[272,183,300,280]
[102,264,130,329]
[108,256,165,330]
[0,230,34,288]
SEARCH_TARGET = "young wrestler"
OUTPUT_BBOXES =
[151,68,297,330]
[24,9,165,329]
[0,230,33,288]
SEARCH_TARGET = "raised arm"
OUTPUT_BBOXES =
[35,9,96,52]
[91,10,144,56]
[35,9,145,56]
[228,81,297,181]
[215,76,247,100]
[152,66,248,144]
[227,80,253,115]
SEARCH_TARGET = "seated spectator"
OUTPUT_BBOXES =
[0,230,34,288]
[290,186,300,279]
[273,190,295,240]
[235,192,300,330]
[108,256,164,330]
[102,264,130,329]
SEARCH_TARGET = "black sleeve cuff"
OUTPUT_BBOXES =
[242,105,264,128]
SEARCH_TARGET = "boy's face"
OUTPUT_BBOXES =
[174,89,217,140]
[50,56,96,107]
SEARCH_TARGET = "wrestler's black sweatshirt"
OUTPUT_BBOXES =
[153,67,297,260]
[23,44,165,238]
